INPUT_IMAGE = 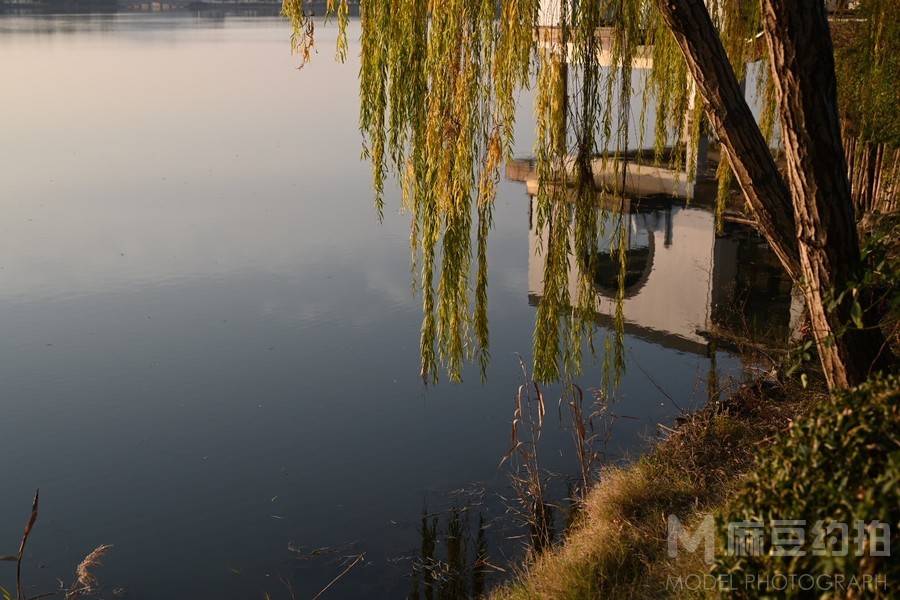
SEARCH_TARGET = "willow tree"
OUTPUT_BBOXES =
[656,0,891,389]
[834,0,900,214]
[283,0,893,390]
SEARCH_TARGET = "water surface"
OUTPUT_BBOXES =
[0,14,777,599]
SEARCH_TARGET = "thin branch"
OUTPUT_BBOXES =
[310,553,364,600]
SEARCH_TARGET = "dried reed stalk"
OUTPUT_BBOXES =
[14,490,40,600]
[65,545,113,600]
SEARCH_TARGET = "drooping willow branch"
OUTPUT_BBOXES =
[282,0,773,384]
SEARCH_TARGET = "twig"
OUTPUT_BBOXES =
[16,490,40,600]
[310,553,364,600]
[277,574,296,600]
[626,349,685,413]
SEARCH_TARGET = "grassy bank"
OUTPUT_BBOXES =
[490,379,814,600]
[492,371,900,599]
[492,208,900,600]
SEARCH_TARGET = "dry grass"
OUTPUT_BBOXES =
[490,380,814,600]
[66,545,113,600]
[2,492,112,600]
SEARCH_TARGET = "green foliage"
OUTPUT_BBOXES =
[280,0,834,384]
[281,0,350,66]
[835,0,900,146]
[714,374,900,598]
[281,0,897,385]
[818,213,900,366]
[860,212,900,328]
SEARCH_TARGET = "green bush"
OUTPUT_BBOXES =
[835,0,900,146]
[713,375,899,598]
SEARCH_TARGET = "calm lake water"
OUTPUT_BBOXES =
[0,13,787,599]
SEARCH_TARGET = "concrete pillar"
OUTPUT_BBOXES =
[683,81,710,182]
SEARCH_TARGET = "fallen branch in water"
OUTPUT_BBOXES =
[310,553,364,600]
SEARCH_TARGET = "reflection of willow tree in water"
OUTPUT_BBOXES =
[282,0,772,384]
[409,507,491,599]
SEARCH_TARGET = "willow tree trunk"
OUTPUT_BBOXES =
[654,0,800,281]
[655,0,889,389]
[761,0,888,389]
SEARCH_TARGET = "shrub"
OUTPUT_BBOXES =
[713,374,899,598]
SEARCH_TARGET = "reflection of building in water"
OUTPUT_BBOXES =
[711,221,797,343]
[526,196,795,354]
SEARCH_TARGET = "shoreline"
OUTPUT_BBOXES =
[491,376,815,599]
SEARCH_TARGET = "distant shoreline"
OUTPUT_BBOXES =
[0,0,361,15]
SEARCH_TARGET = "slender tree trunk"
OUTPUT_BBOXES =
[654,0,800,281]
[656,0,890,389]
[761,0,888,388]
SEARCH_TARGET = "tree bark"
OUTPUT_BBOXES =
[656,0,890,389]
[654,0,800,281]
[761,0,888,388]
